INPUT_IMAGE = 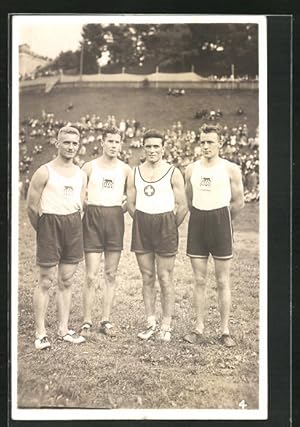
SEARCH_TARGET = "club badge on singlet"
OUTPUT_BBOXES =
[199,176,212,191]
[64,186,74,199]
[86,159,126,206]
[102,178,114,190]
[191,159,232,210]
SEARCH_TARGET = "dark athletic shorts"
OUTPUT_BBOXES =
[83,205,124,252]
[131,209,178,256]
[36,211,83,267]
[187,206,233,259]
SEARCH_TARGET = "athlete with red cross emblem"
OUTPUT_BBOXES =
[127,129,188,342]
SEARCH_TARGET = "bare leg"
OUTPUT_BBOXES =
[57,263,78,337]
[135,252,156,321]
[83,252,102,325]
[101,251,122,322]
[214,258,232,335]
[33,266,56,338]
[155,254,176,330]
[190,257,208,334]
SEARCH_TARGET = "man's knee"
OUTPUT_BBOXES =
[104,269,117,284]
[157,270,172,288]
[194,274,206,290]
[58,271,74,289]
[141,270,155,287]
[216,276,230,291]
[86,271,98,288]
[39,271,55,290]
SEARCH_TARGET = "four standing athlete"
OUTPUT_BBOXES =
[27,124,244,350]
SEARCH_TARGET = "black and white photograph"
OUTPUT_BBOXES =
[11,14,268,420]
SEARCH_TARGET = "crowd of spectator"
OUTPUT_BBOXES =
[167,88,186,96]
[19,69,61,82]
[19,111,259,202]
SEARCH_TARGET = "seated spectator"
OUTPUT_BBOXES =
[79,145,86,156]
[18,110,259,204]
[92,145,99,156]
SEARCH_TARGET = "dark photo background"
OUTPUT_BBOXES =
[0,7,294,427]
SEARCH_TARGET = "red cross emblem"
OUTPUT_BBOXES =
[144,185,155,196]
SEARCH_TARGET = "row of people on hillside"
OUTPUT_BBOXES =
[19,113,259,200]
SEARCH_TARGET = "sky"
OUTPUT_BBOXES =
[17,21,83,59]
[14,15,264,60]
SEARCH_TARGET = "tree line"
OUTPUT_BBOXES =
[45,23,258,78]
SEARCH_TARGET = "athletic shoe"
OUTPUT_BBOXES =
[99,321,116,337]
[137,323,156,340]
[158,327,171,342]
[183,331,205,344]
[35,336,51,350]
[57,330,86,344]
[220,334,236,348]
[79,322,92,336]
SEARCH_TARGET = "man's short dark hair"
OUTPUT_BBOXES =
[200,123,223,137]
[143,129,165,145]
[102,126,121,140]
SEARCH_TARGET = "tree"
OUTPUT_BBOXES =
[45,50,80,73]
[45,23,258,77]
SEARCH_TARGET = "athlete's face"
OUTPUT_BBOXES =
[144,137,164,163]
[56,136,80,160]
[200,132,221,159]
[102,133,122,158]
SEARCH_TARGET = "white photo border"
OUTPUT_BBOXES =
[11,13,268,421]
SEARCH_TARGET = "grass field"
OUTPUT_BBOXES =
[17,200,259,411]
[16,87,260,413]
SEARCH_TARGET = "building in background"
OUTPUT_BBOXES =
[19,44,52,78]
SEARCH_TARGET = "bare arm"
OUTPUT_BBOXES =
[80,170,88,217]
[81,162,92,211]
[172,168,188,227]
[229,163,245,220]
[184,164,194,211]
[126,168,136,218]
[122,164,132,213]
[26,166,48,231]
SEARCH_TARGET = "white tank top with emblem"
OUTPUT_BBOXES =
[40,163,83,215]
[191,158,232,210]
[135,165,175,214]
[86,158,126,206]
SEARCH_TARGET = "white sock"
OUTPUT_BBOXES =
[147,316,156,327]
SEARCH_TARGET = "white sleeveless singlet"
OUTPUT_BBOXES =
[86,159,126,206]
[40,163,83,215]
[191,158,232,210]
[135,165,175,214]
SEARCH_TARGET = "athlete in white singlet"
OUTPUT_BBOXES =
[27,126,87,350]
[184,124,244,347]
[80,127,131,338]
[127,129,188,342]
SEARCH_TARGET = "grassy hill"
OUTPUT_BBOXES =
[19,87,258,179]
[20,87,258,133]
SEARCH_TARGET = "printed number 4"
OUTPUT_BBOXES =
[239,399,248,409]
